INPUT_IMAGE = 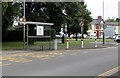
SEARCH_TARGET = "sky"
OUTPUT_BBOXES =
[84,0,120,20]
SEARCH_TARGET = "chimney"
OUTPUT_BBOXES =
[98,16,102,19]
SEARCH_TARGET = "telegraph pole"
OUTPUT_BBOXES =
[23,1,26,48]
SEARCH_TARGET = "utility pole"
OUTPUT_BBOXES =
[23,1,26,48]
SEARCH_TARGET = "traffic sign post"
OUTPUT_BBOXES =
[79,21,84,39]
[79,21,84,48]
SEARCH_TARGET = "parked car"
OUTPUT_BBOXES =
[56,35,62,38]
[112,35,117,39]
[86,35,97,39]
[114,35,120,43]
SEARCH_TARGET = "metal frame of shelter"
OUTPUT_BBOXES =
[19,21,54,50]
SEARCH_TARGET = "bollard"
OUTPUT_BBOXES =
[67,38,69,49]
[81,39,84,48]
[54,39,58,50]
[95,39,97,48]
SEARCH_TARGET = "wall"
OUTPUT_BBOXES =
[104,26,115,37]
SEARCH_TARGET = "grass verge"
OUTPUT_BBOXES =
[2,39,114,50]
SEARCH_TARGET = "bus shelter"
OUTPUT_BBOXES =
[19,21,54,50]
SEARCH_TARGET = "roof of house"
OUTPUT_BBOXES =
[91,19,119,26]
[91,19,102,25]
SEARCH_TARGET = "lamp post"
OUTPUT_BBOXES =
[102,0,105,44]
[23,1,26,48]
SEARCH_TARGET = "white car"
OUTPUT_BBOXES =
[56,35,62,38]
[114,35,120,43]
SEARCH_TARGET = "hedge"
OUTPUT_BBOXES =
[3,29,56,41]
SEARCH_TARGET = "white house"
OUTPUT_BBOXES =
[87,16,119,38]
[87,16,103,38]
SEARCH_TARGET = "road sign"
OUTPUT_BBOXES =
[79,21,84,26]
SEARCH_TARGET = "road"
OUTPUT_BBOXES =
[1,47,119,76]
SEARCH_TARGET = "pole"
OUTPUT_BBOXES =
[81,26,83,39]
[27,25,28,47]
[80,22,84,39]
[23,1,26,48]
[82,26,84,39]
[80,21,84,48]
[103,0,105,44]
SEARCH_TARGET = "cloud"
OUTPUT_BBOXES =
[84,0,119,20]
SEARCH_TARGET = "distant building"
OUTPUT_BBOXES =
[87,16,119,38]
[87,16,103,38]
[104,22,119,37]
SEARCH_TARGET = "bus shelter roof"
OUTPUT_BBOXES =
[19,21,54,26]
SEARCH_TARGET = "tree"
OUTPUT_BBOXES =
[2,2,92,42]
[2,2,22,38]
[25,2,65,32]
[64,2,92,40]
[105,17,116,22]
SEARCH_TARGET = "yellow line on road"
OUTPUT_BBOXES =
[98,66,120,76]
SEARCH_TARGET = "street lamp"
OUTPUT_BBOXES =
[101,0,105,44]
[23,1,26,48]
[100,19,105,44]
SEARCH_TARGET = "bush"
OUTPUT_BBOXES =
[3,29,56,41]
[3,30,23,41]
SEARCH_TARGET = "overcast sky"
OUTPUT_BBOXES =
[84,0,120,20]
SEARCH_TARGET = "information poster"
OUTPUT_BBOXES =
[37,26,44,35]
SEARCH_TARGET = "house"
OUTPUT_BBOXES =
[87,16,119,38]
[87,16,103,38]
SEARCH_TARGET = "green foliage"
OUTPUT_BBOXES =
[64,3,92,34]
[2,2,22,37]
[25,2,65,32]
[2,2,92,38]
[105,17,116,22]
[25,2,92,33]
